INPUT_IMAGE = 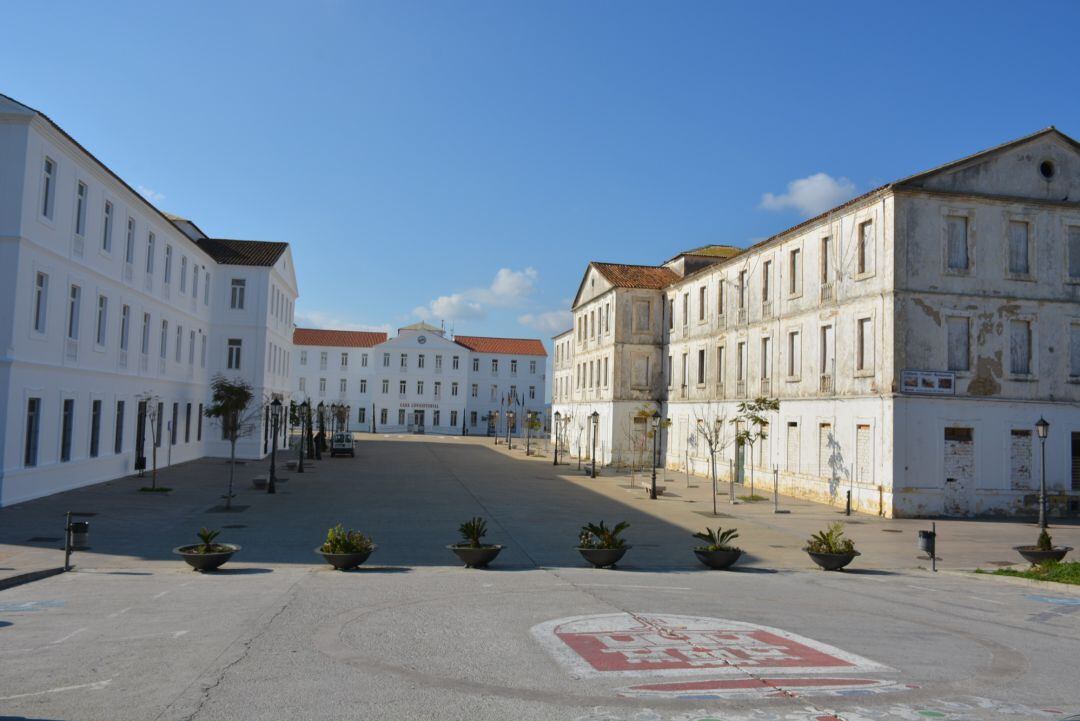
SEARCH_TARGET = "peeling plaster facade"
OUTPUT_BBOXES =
[553,128,1080,518]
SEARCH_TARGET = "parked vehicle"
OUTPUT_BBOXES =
[329,432,355,457]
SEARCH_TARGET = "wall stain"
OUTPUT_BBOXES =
[967,350,1003,396]
[913,297,941,326]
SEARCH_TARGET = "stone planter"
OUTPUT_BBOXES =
[1014,545,1072,565]
[174,544,240,572]
[448,544,503,568]
[316,547,375,570]
[694,548,743,570]
[578,546,630,569]
[807,550,860,571]
[252,476,267,490]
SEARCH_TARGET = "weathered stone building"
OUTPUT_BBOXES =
[552,128,1080,518]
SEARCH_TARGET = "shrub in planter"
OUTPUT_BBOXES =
[1015,530,1072,566]
[577,520,631,568]
[693,526,743,570]
[804,522,860,571]
[448,516,503,568]
[174,527,240,572]
[316,524,375,570]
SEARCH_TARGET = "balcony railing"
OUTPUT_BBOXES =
[760,377,772,396]
[820,282,834,303]
[819,374,833,394]
[119,350,128,370]
[64,338,78,363]
[736,307,748,325]
[735,379,747,397]
[761,301,774,320]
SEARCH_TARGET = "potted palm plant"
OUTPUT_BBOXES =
[693,526,743,570]
[174,527,240,572]
[448,516,503,568]
[316,524,375,570]
[577,521,631,568]
[1015,530,1072,565]
[804,522,860,571]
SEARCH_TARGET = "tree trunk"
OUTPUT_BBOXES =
[226,436,236,510]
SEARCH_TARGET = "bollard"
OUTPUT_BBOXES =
[845,490,852,516]
[918,522,937,572]
[729,458,736,504]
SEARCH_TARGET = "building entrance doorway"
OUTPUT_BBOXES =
[412,410,425,434]
[943,427,974,516]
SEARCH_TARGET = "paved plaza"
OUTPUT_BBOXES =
[1,436,1078,721]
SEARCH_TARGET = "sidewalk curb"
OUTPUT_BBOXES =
[939,568,1080,594]
[0,566,67,592]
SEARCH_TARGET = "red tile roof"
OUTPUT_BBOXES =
[293,328,388,347]
[197,238,289,267]
[453,335,547,356]
[592,263,680,289]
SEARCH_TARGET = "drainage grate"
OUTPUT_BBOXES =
[26,537,62,543]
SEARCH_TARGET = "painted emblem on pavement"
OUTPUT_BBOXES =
[532,613,900,699]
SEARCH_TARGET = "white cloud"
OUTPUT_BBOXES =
[518,309,573,335]
[294,309,390,334]
[137,185,166,204]
[759,173,856,217]
[414,267,539,322]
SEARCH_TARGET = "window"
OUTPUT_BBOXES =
[340,378,347,393]
[820,324,834,375]
[737,271,747,308]
[141,312,151,354]
[300,350,307,365]
[320,351,328,370]
[717,280,725,316]
[1068,226,1080,281]
[529,385,536,400]
[472,357,479,372]
[155,401,164,447]
[381,379,389,394]
[102,201,113,252]
[362,353,369,367]
[401,353,408,369]
[170,403,178,445]
[418,354,425,369]
[698,286,706,320]
[164,245,173,283]
[856,317,873,372]
[668,298,674,330]
[319,377,327,394]
[821,236,831,283]
[603,357,608,387]
[120,305,130,350]
[435,355,442,370]
[203,272,210,304]
[197,403,203,441]
[716,346,725,384]
[200,334,207,367]
[451,382,459,396]
[67,284,81,340]
[95,295,108,346]
[60,398,74,462]
[1009,319,1032,375]
[761,337,771,379]
[383,352,390,367]
[41,157,56,218]
[787,330,801,378]
[633,300,651,332]
[159,320,168,359]
[299,377,306,392]
[450,410,457,427]
[1010,429,1033,489]
[492,359,499,373]
[433,410,440,426]
[125,217,135,264]
[946,215,969,271]
[398,409,406,425]
[185,403,192,443]
[788,248,801,294]
[762,261,771,302]
[74,182,87,236]
[682,292,689,326]
[529,360,536,374]
[857,221,873,275]
[1007,220,1030,275]
[452,355,459,370]
[736,342,746,381]
[114,400,125,454]
[341,352,348,368]
[146,232,155,274]
[399,379,407,395]
[230,278,246,309]
[511,359,518,374]
[192,265,199,299]
[470,411,478,427]
[25,397,41,466]
[1071,324,1080,377]
[90,400,101,457]
[418,380,425,395]
[32,272,48,333]
[471,383,478,397]
[180,256,187,293]
[946,317,970,372]
[360,379,367,393]
[227,338,242,369]
[697,348,706,384]
[490,385,497,401]
[358,407,366,424]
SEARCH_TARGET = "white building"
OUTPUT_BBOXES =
[0,93,297,506]
[554,128,1080,518]
[292,322,547,435]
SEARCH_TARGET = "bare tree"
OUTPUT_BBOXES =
[730,396,780,499]
[204,375,258,509]
[694,401,733,514]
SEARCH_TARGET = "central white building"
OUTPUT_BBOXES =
[292,322,547,435]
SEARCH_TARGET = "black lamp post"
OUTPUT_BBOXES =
[330,403,339,433]
[298,400,308,473]
[315,402,324,460]
[590,410,600,478]
[491,411,499,443]
[507,411,515,449]
[345,405,351,433]
[526,411,533,455]
[553,411,561,465]
[1036,416,1050,529]
[650,410,661,500]
[268,398,282,494]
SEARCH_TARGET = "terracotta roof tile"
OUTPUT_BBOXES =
[196,238,288,267]
[592,263,680,289]
[293,328,388,347]
[453,335,547,356]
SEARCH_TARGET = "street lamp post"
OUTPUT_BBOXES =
[1036,417,1050,529]
[297,401,308,473]
[507,411,515,449]
[650,411,661,500]
[553,411,561,465]
[526,411,533,455]
[492,411,499,444]
[330,403,339,434]
[590,411,600,478]
[345,405,351,433]
[315,402,324,460]
[268,398,282,494]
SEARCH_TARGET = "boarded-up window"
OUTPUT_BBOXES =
[946,215,969,270]
[1009,319,1031,375]
[697,349,706,384]
[1010,429,1032,490]
[856,424,872,483]
[786,422,799,473]
[633,300,650,332]
[1069,226,1080,280]
[857,221,873,274]
[1071,325,1080,377]
[631,355,649,388]
[856,318,873,371]
[761,337,771,379]
[1008,221,1029,275]
[788,330,801,377]
[946,317,970,372]
[737,342,746,381]
[818,423,833,478]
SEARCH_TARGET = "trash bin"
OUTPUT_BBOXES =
[918,529,935,557]
[70,521,89,549]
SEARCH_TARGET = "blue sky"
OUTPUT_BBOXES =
[4,1,1079,345]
